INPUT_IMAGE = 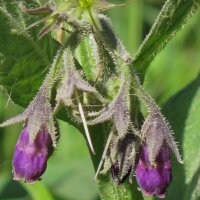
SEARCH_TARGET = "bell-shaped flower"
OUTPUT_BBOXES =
[13,125,53,183]
[136,109,183,198]
[136,144,171,198]
[0,76,58,183]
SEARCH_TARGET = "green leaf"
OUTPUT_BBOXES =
[20,181,54,200]
[163,74,200,200]
[133,0,200,81]
[0,1,58,107]
[77,37,96,80]
[98,175,134,200]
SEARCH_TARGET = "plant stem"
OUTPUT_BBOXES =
[133,0,200,81]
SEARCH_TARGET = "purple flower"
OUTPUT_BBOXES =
[12,125,53,183]
[136,144,172,198]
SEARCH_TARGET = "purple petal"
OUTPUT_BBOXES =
[12,125,53,183]
[136,144,172,198]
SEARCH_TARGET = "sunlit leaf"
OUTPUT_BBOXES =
[163,74,200,200]
[21,181,54,200]
[134,0,200,81]
[0,0,58,107]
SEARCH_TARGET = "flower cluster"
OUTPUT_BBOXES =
[93,109,182,199]
[0,1,183,199]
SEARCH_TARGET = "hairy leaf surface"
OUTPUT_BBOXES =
[133,0,200,80]
[0,1,58,106]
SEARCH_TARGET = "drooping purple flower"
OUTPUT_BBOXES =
[12,125,53,184]
[136,144,172,198]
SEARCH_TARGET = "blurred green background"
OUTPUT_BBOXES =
[0,0,200,199]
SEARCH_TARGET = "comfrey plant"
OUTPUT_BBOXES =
[0,0,199,199]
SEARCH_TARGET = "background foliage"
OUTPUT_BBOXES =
[0,0,200,199]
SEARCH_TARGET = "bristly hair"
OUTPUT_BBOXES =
[142,110,183,164]
[88,82,135,136]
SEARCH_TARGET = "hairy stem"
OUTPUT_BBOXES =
[133,0,200,81]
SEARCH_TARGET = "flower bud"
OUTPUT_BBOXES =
[12,125,53,183]
[111,162,131,185]
[136,144,171,198]
[109,133,138,184]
